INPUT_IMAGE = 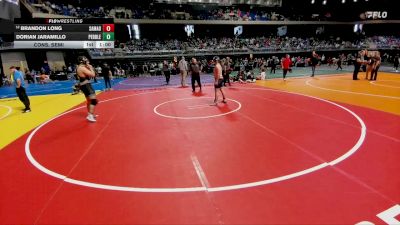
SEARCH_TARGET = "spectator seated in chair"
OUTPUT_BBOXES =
[246,70,256,83]
[256,68,266,80]
[233,70,246,83]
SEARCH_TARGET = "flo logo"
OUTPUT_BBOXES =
[365,11,388,19]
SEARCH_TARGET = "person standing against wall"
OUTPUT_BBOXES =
[336,56,343,70]
[310,51,319,77]
[179,56,188,87]
[270,56,277,74]
[393,54,399,72]
[223,57,232,86]
[101,62,112,91]
[162,60,171,85]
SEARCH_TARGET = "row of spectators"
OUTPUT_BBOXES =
[89,36,400,57]
[27,0,328,21]
[3,52,397,87]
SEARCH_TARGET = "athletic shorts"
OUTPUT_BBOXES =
[80,83,95,97]
[214,79,224,88]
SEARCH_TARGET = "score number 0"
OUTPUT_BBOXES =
[103,24,114,32]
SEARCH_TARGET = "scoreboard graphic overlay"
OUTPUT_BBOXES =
[13,18,114,49]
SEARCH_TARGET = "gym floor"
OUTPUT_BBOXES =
[0,67,399,224]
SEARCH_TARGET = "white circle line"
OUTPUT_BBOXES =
[208,163,329,192]
[25,87,366,193]
[227,86,366,166]
[205,87,367,192]
[64,178,206,193]
[306,79,400,100]
[0,105,12,120]
[153,97,242,120]
[370,80,400,89]
[24,90,206,193]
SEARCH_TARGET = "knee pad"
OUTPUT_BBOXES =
[90,99,98,106]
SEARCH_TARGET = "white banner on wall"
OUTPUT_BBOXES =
[46,51,66,72]
[0,52,28,77]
